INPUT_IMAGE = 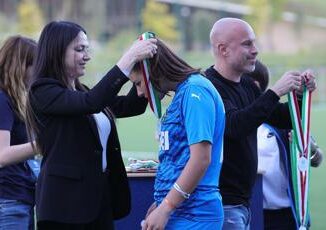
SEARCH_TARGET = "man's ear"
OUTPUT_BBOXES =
[217,43,228,56]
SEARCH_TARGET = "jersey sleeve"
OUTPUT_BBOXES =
[182,85,216,145]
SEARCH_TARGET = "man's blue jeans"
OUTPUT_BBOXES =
[223,204,251,230]
[0,198,34,230]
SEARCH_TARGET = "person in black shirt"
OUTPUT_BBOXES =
[0,35,37,230]
[205,17,316,230]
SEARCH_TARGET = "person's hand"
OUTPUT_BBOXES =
[311,146,323,167]
[129,38,157,62]
[310,136,323,167]
[270,71,302,97]
[117,38,157,77]
[302,69,316,92]
[145,202,157,219]
[141,202,172,230]
[296,69,316,95]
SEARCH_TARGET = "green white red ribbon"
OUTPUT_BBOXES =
[288,85,312,230]
[139,32,162,119]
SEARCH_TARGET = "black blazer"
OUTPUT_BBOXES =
[30,66,147,223]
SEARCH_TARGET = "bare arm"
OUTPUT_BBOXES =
[142,141,211,230]
[0,130,35,167]
[165,142,211,204]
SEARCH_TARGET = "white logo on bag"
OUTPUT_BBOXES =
[159,131,169,150]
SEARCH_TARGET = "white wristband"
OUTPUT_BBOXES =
[173,183,190,199]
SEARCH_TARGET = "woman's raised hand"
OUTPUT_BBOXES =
[117,38,157,77]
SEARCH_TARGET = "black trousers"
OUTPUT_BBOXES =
[263,208,297,230]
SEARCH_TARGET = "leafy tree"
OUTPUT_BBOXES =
[17,0,44,36]
[192,10,216,49]
[246,0,288,50]
[246,0,288,33]
[141,0,179,41]
[245,0,269,36]
[270,0,288,21]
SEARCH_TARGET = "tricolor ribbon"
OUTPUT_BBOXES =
[138,32,162,119]
[288,85,312,230]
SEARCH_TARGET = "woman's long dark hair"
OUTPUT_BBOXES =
[33,21,86,88]
[134,39,201,94]
[26,21,87,153]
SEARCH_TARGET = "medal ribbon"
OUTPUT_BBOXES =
[138,32,162,119]
[288,85,312,229]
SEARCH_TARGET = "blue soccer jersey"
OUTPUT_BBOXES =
[154,74,225,221]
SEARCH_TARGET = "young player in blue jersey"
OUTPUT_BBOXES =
[130,38,225,230]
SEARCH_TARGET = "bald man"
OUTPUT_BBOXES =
[204,18,316,229]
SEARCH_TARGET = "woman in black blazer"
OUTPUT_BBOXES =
[25,21,157,230]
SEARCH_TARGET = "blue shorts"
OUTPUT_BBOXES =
[0,198,34,230]
[165,215,223,230]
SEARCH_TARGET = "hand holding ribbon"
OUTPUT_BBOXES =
[138,32,162,119]
[288,75,313,230]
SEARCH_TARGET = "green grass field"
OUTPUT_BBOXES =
[116,106,326,229]
[308,106,326,229]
